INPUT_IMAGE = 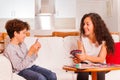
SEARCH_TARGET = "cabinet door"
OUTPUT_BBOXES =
[55,0,76,18]
[13,0,35,18]
[0,0,13,18]
[0,0,35,18]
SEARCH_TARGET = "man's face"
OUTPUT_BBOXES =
[15,29,27,43]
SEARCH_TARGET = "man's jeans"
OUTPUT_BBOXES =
[18,65,57,80]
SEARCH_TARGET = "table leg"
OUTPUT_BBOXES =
[91,72,97,80]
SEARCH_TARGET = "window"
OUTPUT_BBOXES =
[40,14,52,30]
[35,0,55,30]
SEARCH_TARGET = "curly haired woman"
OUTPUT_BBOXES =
[73,13,115,80]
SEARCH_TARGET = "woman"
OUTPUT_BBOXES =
[3,19,57,80]
[73,13,114,80]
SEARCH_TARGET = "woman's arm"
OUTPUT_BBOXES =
[77,40,85,53]
[79,41,107,63]
[72,40,86,63]
[75,40,107,63]
[86,41,107,63]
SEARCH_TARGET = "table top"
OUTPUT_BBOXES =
[63,64,120,72]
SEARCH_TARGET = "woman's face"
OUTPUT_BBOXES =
[15,29,27,43]
[83,17,94,36]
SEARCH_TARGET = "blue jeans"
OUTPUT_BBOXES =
[18,65,57,80]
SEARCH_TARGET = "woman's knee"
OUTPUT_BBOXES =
[97,72,105,80]
[77,72,89,80]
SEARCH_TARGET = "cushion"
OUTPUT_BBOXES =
[12,73,26,80]
[24,37,76,80]
[0,54,12,80]
[63,36,80,52]
[111,34,119,42]
[106,42,120,64]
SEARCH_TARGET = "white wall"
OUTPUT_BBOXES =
[0,0,35,32]
[0,0,119,35]
[76,0,119,32]
[76,0,106,30]
[106,0,118,32]
[54,0,119,32]
[118,0,120,32]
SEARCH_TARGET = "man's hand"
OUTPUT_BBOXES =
[28,39,41,56]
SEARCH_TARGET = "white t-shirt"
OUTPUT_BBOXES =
[81,36,102,57]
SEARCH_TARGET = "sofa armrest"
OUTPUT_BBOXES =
[0,54,12,80]
[12,73,26,80]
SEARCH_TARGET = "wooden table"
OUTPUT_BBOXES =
[63,64,120,80]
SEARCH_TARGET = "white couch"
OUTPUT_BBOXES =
[24,36,78,80]
[24,36,120,80]
[0,54,26,80]
[0,35,120,80]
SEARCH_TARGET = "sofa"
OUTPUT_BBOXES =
[0,54,26,80]
[0,34,120,80]
[24,35,120,80]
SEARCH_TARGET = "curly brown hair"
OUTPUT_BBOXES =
[80,13,114,53]
[5,19,30,39]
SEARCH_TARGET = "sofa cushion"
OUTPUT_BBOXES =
[106,42,120,64]
[64,36,79,52]
[106,70,120,80]
[111,34,119,42]
[12,73,26,80]
[0,54,12,80]
[24,37,77,80]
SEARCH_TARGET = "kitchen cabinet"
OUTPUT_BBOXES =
[55,0,76,18]
[0,0,35,18]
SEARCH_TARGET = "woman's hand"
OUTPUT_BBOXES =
[72,57,81,63]
[75,53,86,62]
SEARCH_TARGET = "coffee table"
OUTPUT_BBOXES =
[63,64,120,80]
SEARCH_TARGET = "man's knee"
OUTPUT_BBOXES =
[48,72,57,80]
[38,75,47,80]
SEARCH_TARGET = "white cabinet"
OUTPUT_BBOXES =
[55,0,76,18]
[0,0,35,18]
